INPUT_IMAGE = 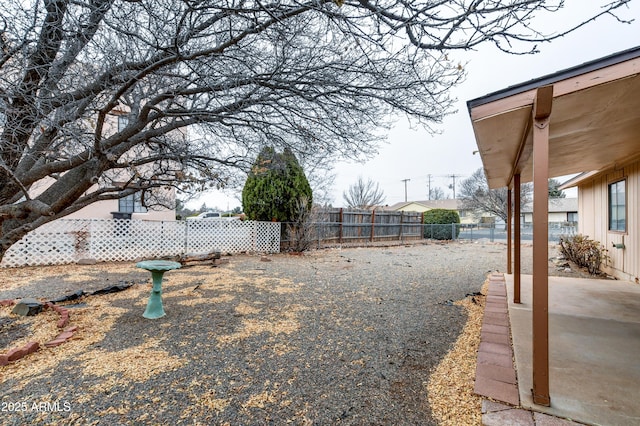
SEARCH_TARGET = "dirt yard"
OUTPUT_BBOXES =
[0,241,585,425]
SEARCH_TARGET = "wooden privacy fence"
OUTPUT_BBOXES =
[282,208,424,248]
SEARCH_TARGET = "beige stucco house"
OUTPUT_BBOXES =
[64,189,176,221]
[385,199,482,224]
[467,45,640,408]
[28,107,177,222]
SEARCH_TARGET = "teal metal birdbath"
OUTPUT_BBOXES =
[136,260,181,319]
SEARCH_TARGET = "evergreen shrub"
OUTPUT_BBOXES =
[242,147,312,223]
[423,209,460,240]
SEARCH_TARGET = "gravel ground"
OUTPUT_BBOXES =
[1,241,546,425]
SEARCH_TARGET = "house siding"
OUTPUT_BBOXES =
[577,159,639,282]
[65,198,175,221]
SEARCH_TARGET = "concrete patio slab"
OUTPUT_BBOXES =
[505,274,640,426]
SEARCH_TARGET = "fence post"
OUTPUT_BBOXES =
[451,223,456,241]
[490,223,495,242]
[339,208,343,244]
[370,209,375,242]
[399,211,404,241]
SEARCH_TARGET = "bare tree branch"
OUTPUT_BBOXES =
[343,176,386,209]
[0,0,633,259]
[459,168,532,222]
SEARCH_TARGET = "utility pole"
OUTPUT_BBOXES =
[449,174,461,199]
[401,178,410,202]
[427,174,432,200]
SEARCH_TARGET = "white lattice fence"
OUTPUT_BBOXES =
[2,220,83,267]
[185,220,281,254]
[88,219,187,262]
[1,219,281,268]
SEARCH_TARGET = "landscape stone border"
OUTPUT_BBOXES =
[0,299,78,366]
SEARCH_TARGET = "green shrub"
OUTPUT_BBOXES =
[242,147,312,222]
[558,234,607,275]
[423,209,460,240]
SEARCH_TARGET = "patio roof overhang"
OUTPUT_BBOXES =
[466,45,640,408]
[468,46,640,190]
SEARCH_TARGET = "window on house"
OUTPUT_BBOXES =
[567,212,578,223]
[119,192,147,213]
[608,180,626,232]
[117,115,129,132]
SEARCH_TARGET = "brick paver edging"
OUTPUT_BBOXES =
[0,299,78,366]
[474,273,520,406]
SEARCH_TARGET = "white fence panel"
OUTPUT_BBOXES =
[1,219,280,268]
[2,220,80,267]
[185,220,280,254]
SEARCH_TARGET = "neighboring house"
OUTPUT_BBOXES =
[63,188,176,221]
[28,107,177,222]
[521,197,578,226]
[384,199,493,225]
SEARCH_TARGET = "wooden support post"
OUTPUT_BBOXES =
[507,188,513,275]
[532,85,553,407]
[514,174,521,304]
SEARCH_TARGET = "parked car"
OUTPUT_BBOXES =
[187,211,222,220]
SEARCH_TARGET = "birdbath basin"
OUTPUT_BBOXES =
[136,260,181,319]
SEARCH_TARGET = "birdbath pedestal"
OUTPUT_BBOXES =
[136,260,181,319]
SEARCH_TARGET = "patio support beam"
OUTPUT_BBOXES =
[507,188,513,275]
[531,85,553,407]
[514,174,521,304]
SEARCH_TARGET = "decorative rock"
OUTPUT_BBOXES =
[0,354,8,366]
[7,347,25,362]
[65,326,78,333]
[57,331,74,340]
[77,258,97,265]
[0,299,15,306]
[23,341,39,355]
[44,339,66,348]
[11,298,43,316]
[57,318,69,328]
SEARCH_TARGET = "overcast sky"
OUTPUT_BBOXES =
[187,1,640,211]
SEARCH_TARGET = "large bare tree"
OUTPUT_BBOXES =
[343,176,385,209]
[0,0,633,260]
[459,168,533,223]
